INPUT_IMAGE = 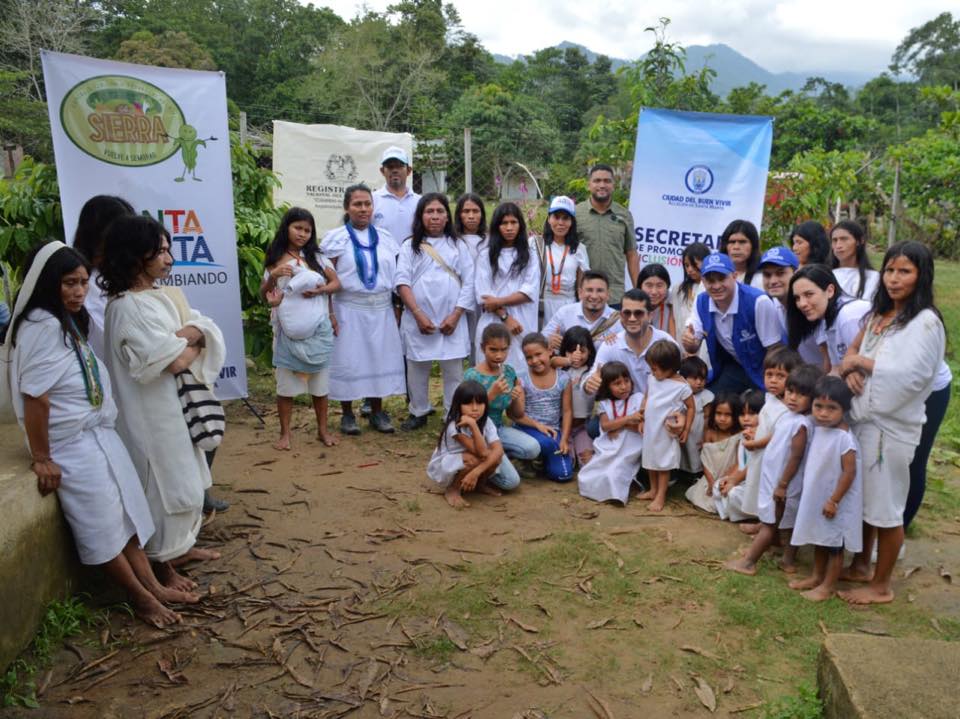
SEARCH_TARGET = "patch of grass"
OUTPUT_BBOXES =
[403,498,422,514]
[411,635,458,664]
[761,683,822,719]
[2,595,105,708]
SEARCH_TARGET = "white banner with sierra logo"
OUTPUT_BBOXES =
[41,50,247,400]
[272,121,414,233]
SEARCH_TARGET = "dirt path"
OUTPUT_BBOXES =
[9,398,960,718]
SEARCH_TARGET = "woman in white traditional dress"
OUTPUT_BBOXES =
[454,193,488,364]
[837,241,945,606]
[533,196,589,327]
[322,184,406,435]
[4,242,198,627]
[100,216,225,591]
[395,193,474,431]
[474,202,541,381]
[829,220,880,300]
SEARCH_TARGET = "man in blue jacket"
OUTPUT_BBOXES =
[681,252,783,393]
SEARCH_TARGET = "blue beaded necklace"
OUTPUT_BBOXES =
[345,222,380,290]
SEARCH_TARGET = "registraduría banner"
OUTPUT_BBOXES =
[41,50,247,400]
[628,108,773,285]
[272,121,414,232]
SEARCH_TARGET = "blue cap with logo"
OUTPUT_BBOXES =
[548,195,576,216]
[758,246,799,269]
[701,252,735,276]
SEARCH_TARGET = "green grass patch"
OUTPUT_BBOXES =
[2,595,107,708]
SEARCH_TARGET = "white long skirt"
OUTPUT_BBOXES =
[328,291,406,401]
[52,422,154,566]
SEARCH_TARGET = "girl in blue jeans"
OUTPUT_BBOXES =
[509,333,575,482]
[463,323,540,489]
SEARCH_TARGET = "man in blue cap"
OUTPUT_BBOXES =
[681,252,783,393]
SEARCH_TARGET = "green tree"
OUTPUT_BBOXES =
[115,30,216,70]
[891,12,960,89]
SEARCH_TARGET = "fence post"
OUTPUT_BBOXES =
[888,159,900,247]
[463,127,472,194]
[240,111,248,146]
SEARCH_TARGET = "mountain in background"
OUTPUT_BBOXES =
[496,41,876,96]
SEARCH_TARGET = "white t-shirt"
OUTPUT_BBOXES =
[833,267,880,301]
[585,327,680,397]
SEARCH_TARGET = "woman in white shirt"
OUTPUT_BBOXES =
[829,220,880,300]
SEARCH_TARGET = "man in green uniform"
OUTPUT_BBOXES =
[575,164,639,307]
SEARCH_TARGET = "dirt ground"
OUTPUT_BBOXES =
[6,391,960,719]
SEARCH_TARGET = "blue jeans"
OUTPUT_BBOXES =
[489,425,540,490]
[516,426,574,482]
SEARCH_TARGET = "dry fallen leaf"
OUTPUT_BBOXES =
[533,602,552,618]
[640,674,653,694]
[442,620,469,651]
[723,676,735,694]
[681,644,719,661]
[507,616,540,633]
[938,565,953,584]
[693,676,717,712]
[903,566,921,579]
[586,618,614,630]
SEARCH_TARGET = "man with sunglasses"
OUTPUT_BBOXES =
[582,288,680,397]
[681,252,783,394]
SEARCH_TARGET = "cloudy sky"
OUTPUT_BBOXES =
[311,0,948,75]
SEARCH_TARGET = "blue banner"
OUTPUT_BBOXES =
[628,108,773,285]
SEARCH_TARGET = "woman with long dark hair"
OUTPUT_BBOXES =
[790,220,830,267]
[836,241,946,605]
[535,196,588,326]
[830,220,879,299]
[395,193,474,431]
[474,202,541,379]
[4,242,199,626]
[322,184,405,435]
[454,193,487,363]
[719,219,763,288]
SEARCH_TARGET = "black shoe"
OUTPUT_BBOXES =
[203,490,229,514]
[369,411,395,433]
[400,414,429,432]
[360,400,373,417]
[340,414,361,435]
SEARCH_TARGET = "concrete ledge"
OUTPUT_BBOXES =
[0,424,82,673]
[818,633,960,718]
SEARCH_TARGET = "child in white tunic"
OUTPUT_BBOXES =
[686,393,741,514]
[639,340,694,512]
[427,380,505,509]
[790,376,862,601]
[678,356,713,474]
[454,193,487,364]
[474,203,541,381]
[736,348,801,529]
[577,362,644,505]
[719,390,764,522]
[726,365,821,576]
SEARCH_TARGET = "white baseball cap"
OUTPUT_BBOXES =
[381,146,410,166]
[548,195,576,216]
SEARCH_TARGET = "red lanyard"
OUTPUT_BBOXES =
[547,244,569,293]
[652,303,670,331]
[611,398,628,418]
[287,251,303,266]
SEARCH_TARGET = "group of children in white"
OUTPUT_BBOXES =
[263,172,946,606]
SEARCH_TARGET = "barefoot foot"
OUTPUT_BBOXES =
[318,431,340,447]
[171,547,221,566]
[478,484,503,497]
[648,498,665,512]
[779,560,798,574]
[801,585,835,602]
[444,486,469,509]
[133,595,182,628]
[636,489,655,500]
[154,562,198,592]
[151,585,201,605]
[724,557,757,576]
[789,575,822,590]
[273,435,291,451]
[840,564,873,583]
[738,522,761,535]
[838,584,894,605]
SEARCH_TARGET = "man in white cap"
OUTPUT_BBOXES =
[373,146,420,244]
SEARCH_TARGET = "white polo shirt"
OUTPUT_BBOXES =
[585,327,680,396]
[686,288,782,355]
[373,185,420,244]
[542,301,621,341]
